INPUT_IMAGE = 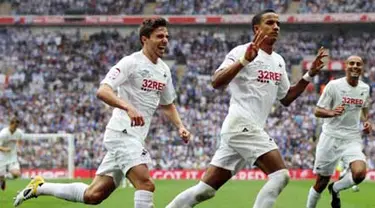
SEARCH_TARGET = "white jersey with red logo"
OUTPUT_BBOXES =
[217,43,290,134]
[100,50,176,141]
[0,127,23,166]
[317,77,370,139]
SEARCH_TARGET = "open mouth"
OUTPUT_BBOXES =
[349,69,360,77]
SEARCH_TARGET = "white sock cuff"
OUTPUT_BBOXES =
[135,190,153,199]
[268,169,289,179]
[198,181,216,192]
[310,186,320,196]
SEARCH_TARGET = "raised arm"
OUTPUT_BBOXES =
[280,47,328,106]
[212,31,268,89]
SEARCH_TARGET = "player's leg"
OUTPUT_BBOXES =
[166,140,244,208]
[328,140,366,208]
[332,160,366,192]
[252,149,290,208]
[338,160,360,192]
[126,164,155,208]
[307,174,331,208]
[166,165,232,208]
[306,132,338,208]
[14,132,125,207]
[0,165,6,191]
[7,162,21,179]
[39,174,116,204]
[13,157,121,207]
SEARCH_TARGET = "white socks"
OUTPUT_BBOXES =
[306,187,321,208]
[134,190,154,208]
[253,169,290,208]
[333,171,355,192]
[37,182,88,203]
[166,181,216,208]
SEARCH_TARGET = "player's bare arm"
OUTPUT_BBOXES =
[0,146,11,152]
[211,30,268,89]
[280,47,328,106]
[159,103,191,143]
[96,83,145,127]
[361,107,372,134]
[314,104,345,118]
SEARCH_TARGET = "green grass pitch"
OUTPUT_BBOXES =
[0,179,374,207]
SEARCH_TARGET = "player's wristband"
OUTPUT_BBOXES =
[302,72,314,82]
[239,56,250,66]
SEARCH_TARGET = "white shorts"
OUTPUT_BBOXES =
[96,129,152,187]
[210,125,278,175]
[0,162,20,176]
[313,132,366,176]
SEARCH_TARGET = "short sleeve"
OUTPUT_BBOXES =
[160,71,176,105]
[317,82,333,109]
[363,86,371,108]
[216,45,243,72]
[277,58,290,100]
[0,129,7,145]
[100,56,133,89]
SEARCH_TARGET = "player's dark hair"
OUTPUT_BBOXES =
[139,17,168,45]
[10,117,20,125]
[251,9,276,33]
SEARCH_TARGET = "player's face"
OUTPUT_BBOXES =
[345,56,363,80]
[9,121,19,131]
[144,27,169,58]
[256,13,280,44]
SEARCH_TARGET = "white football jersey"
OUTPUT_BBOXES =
[317,77,370,139]
[101,50,176,141]
[0,127,23,166]
[217,43,290,134]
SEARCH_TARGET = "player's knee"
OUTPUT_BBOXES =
[314,176,330,192]
[12,172,21,178]
[84,188,106,205]
[352,170,366,184]
[272,169,290,187]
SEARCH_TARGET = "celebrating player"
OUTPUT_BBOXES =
[167,9,327,208]
[0,117,23,191]
[306,55,371,208]
[14,17,191,208]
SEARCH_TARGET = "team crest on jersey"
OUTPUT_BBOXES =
[139,69,152,78]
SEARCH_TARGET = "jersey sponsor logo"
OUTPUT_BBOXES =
[257,70,282,84]
[342,96,363,106]
[141,79,166,92]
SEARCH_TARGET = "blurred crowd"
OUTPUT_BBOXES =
[8,0,145,15]
[1,26,375,171]
[299,0,375,13]
[6,0,375,15]
[153,0,289,15]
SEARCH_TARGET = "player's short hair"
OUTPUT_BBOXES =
[251,9,276,33]
[10,117,20,125]
[139,17,168,45]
